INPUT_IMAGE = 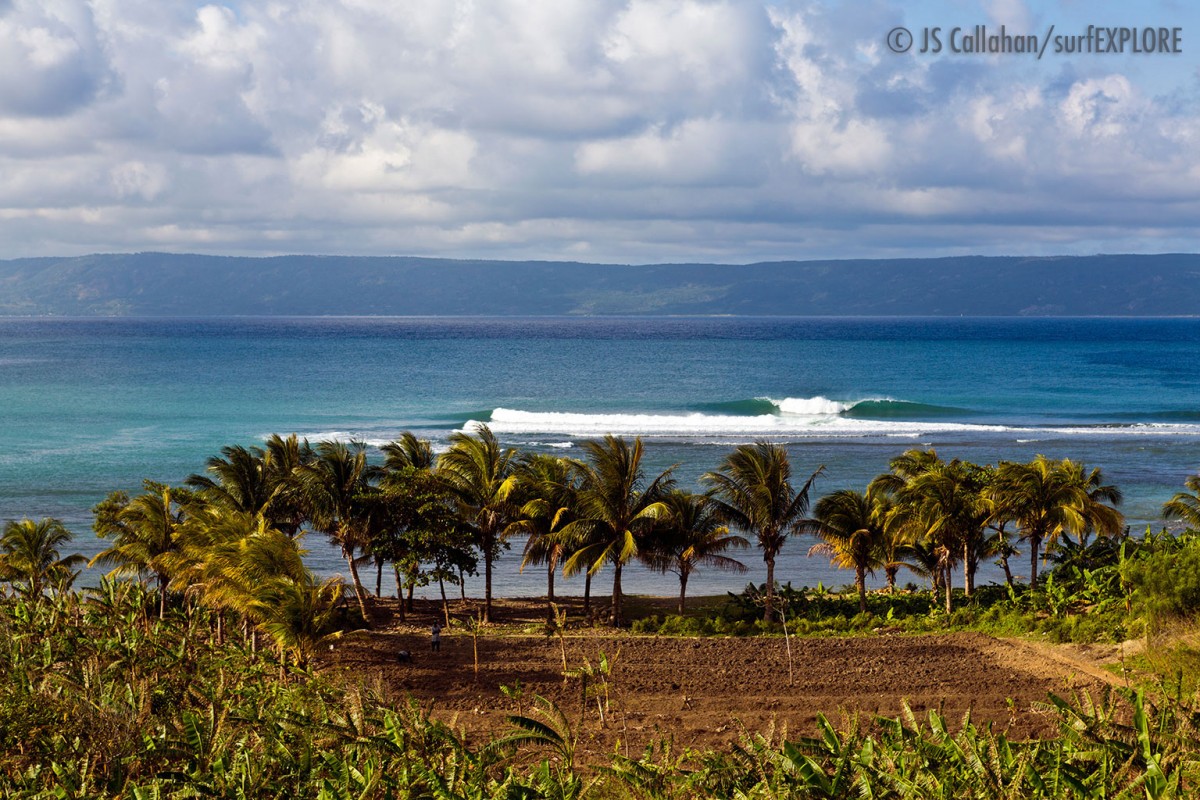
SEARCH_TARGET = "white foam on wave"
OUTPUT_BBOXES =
[471,407,1008,438]
[467,408,1200,441]
[765,395,860,415]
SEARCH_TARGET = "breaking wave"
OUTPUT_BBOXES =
[462,395,1200,441]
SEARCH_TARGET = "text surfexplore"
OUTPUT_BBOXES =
[887,25,1183,58]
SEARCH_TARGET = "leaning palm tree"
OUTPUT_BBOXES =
[807,486,891,613]
[1164,472,1200,529]
[561,436,674,627]
[512,453,581,612]
[91,481,191,617]
[0,518,85,600]
[293,439,379,623]
[702,442,823,622]
[647,489,747,614]
[437,424,521,623]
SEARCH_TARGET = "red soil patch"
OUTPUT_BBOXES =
[320,598,1116,759]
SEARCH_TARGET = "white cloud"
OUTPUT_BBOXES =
[0,0,111,116]
[0,0,1197,261]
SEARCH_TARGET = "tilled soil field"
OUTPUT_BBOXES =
[321,600,1119,758]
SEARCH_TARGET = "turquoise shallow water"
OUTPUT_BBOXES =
[1,316,1197,598]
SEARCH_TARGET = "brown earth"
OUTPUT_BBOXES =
[319,597,1123,759]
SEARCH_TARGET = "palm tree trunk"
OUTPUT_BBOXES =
[583,572,592,617]
[484,545,494,623]
[459,566,467,601]
[856,564,866,614]
[375,559,383,597]
[393,565,405,621]
[610,562,623,627]
[406,580,414,612]
[158,573,168,619]
[547,561,555,606]
[886,565,898,593]
[679,571,689,615]
[439,574,449,627]
[1029,534,1042,589]
[943,563,952,613]
[963,542,975,597]
[764,554,777,623]
[1000,554,1014,586]
[344,551,372,627]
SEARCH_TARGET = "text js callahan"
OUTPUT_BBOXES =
[919,25,1182,55]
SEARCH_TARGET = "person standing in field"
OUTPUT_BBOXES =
[431,622,441,652]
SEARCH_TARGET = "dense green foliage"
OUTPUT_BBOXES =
[3,433,1200,795]
[5,585,1200,797]
[633,528,1200,646]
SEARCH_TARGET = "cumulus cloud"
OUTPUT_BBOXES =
[0,0,112,116]
[0,0,1197,261]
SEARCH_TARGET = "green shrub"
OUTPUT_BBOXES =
[1124,537,1200,628]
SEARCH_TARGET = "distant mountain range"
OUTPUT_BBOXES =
[0,252,1197,316]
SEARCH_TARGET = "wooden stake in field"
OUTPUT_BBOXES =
[465,607,483,681]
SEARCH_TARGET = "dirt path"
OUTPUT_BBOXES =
[322,606,1117,757]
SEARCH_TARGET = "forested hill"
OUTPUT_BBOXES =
[0,252,1197,316]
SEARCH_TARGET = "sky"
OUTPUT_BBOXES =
[1,0,1199,263]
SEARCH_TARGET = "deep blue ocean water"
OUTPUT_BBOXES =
[1,316,1197,599]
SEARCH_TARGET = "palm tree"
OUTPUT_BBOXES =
[186,444,275,517]
[262,433,315,536]
[904,539,945,595]
[871,448,943,495]
[437,424,521,623]
[0,518,84,600]
[250,572,344,671]
[900,459,989,612]
[382,431,436,471]
[807,486,891,613]
[1164,472,1200,529]
[561,436,674,627]
[91,481,191,617]
[378,433,434,600]
[1067,461,1124,547]
[987,456,1120,589]
[512,453,580,612]
[294,439,379,623]
[702,442,823,622]
[648,489,747,614]
[166,506,310,643]
[876,511,915,593]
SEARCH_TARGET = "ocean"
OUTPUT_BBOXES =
[1,316,1197,599]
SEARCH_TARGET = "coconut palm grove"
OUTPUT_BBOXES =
[4,428,1200,796]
